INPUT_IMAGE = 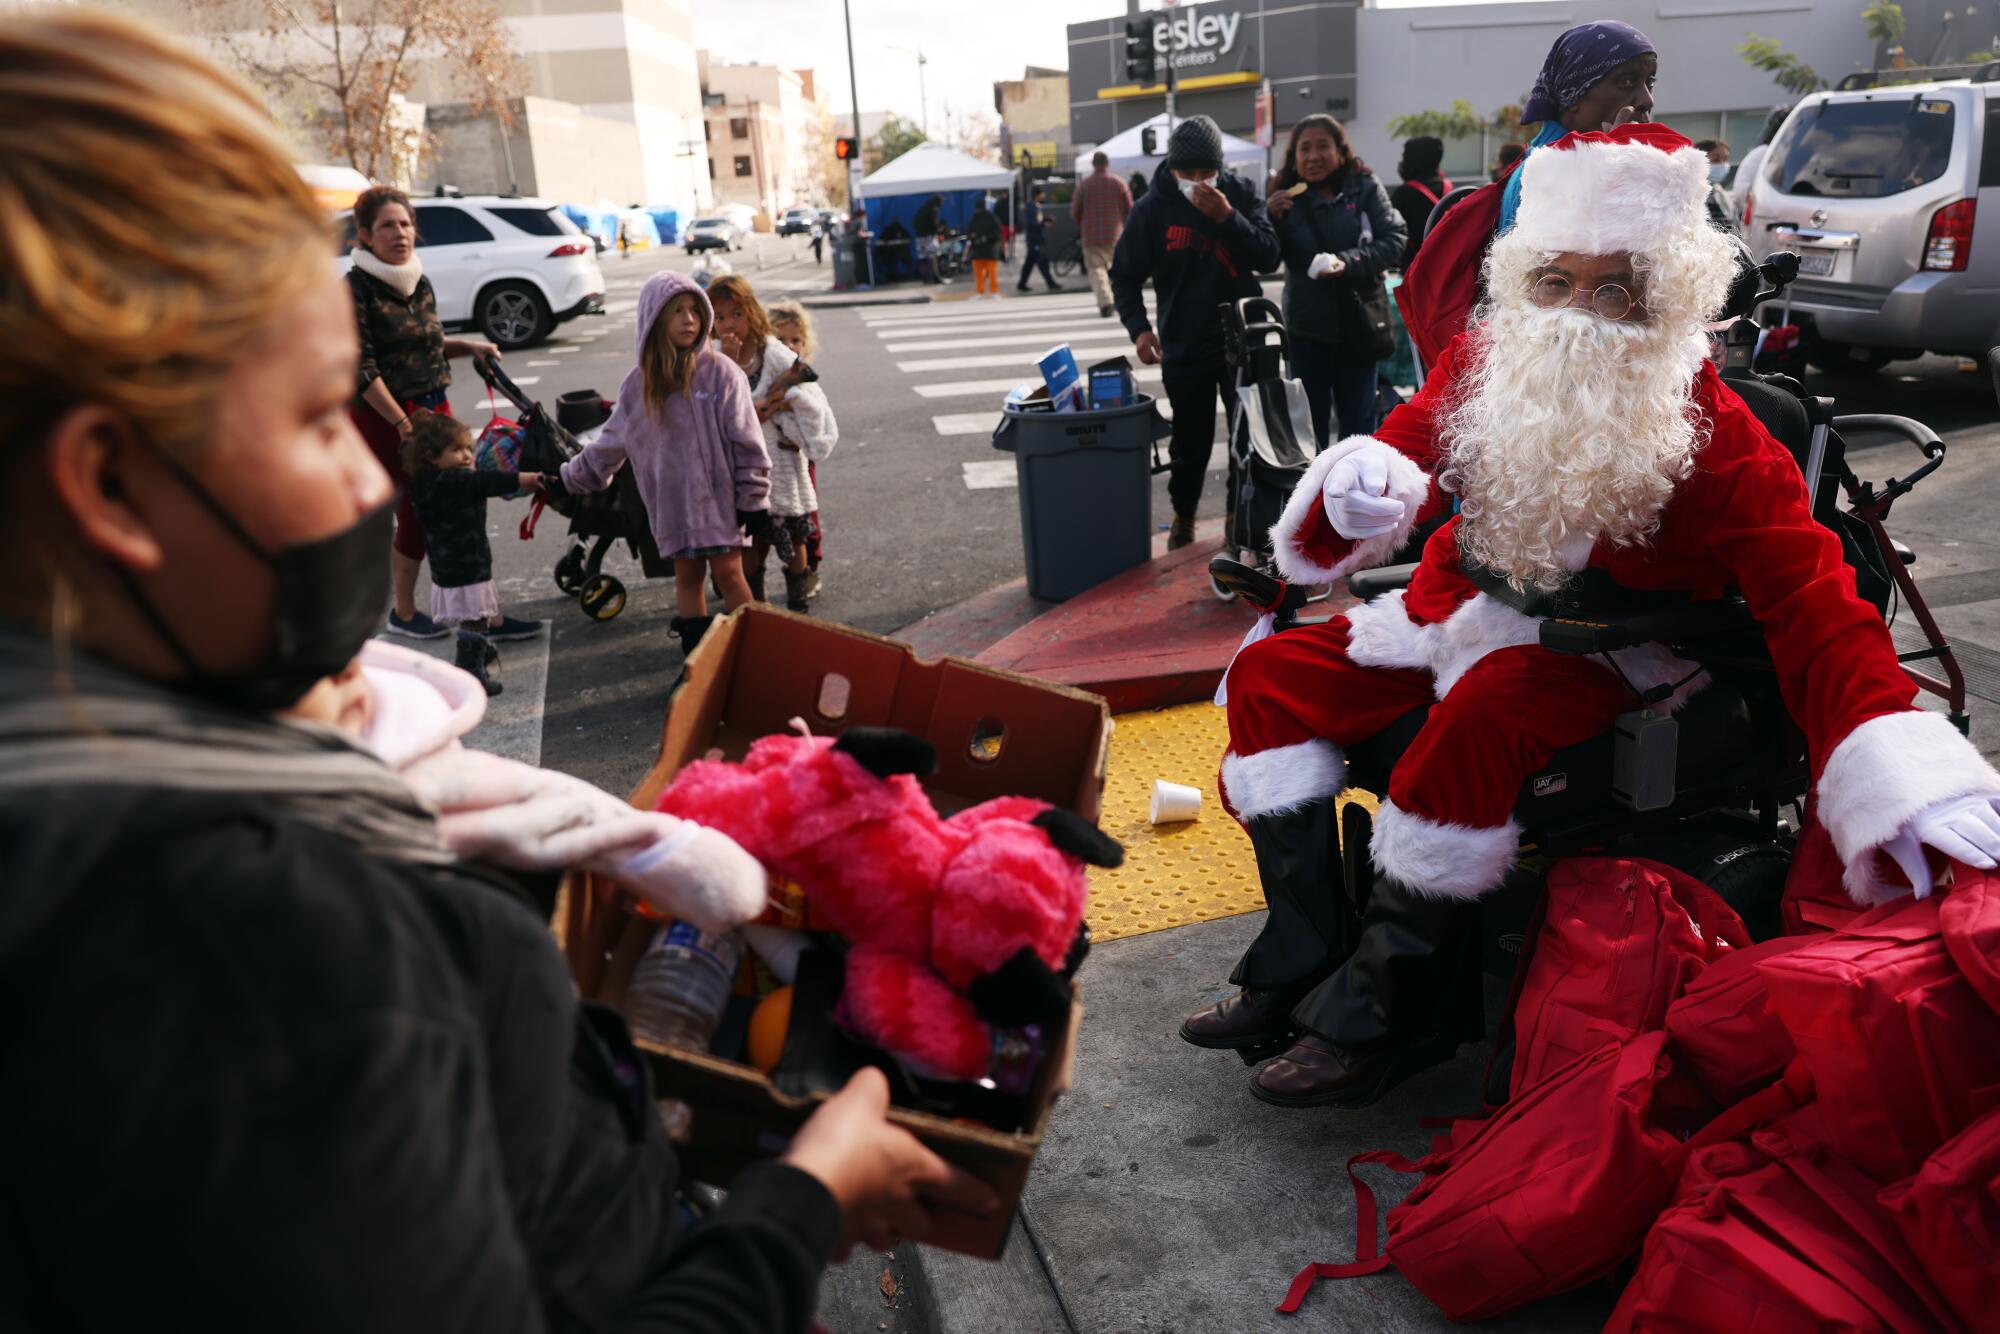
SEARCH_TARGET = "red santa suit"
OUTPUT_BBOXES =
[1221,136,2000,910]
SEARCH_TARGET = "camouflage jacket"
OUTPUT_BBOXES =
[349,268,449,403]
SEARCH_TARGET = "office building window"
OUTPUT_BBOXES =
[730,117,749,139]
[735,156,753,177]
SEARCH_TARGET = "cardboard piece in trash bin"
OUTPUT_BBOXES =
[1037,343,1083,411]
[1005,381,1054,411]
[1088,355,1135,409]
[553,604,1111,1259]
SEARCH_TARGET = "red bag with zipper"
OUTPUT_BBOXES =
[1498,857,1750,1101]
[1758,892,2000,1183]
[1278,1033,1704,1323]
[1878,1104,2000,1330]
[1663,935,1808,1106]
[1606,1113,1968,1334]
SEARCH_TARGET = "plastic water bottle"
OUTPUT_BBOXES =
[625,922,744,1052]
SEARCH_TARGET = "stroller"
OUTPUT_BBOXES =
[477,362,661,622]
[1214,296,1319,600]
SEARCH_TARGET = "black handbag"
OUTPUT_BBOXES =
[1347,281,1397,362]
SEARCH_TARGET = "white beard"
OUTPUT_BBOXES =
[1439,299,1708,594]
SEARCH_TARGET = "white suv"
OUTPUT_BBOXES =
[338,195,606,350]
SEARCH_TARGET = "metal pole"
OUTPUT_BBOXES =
[842,0,862,146]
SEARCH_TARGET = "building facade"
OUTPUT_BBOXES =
[1067,0,1975,184]
[699,54,824,221]
[995,66,1075,171]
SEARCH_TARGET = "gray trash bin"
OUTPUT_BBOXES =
[992,394,1170,601]
[831,233,856,290]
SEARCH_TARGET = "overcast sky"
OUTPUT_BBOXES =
[687,0,1490,132]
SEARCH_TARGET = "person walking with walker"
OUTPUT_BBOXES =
[1109,116,1280,548]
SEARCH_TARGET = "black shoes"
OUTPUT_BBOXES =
[670,614,714,659]
[453,629,501,697]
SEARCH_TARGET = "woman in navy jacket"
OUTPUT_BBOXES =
[1265,115,1405,448]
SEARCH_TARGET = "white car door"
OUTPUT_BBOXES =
[412,203,496,321]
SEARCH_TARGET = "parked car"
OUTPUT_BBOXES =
[336,195,605,350]
[684,215,743,253]
[776,206,817,236]
[816,208,842,232]
[1742,63,2000,377]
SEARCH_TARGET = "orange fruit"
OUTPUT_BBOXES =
[747,986,794,1072]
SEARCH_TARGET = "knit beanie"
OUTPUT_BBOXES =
[1166,116,1225,172]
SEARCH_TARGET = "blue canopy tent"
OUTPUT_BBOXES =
[645,207,680,244]
[858,143,1011,237]
[562,203,619,248]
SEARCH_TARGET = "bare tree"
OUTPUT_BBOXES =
[188,0,524,180]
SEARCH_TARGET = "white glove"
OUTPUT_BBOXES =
[1881,791,2000,898]
[1307,252,1347,280]
[1322,444,1410,541]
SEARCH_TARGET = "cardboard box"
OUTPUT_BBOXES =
[556,605,1111,1257]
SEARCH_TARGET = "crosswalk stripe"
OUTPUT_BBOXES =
[962,460,1018,490]
[914,366,1164,399]
[872,313,1139,335]
[862,302,1145,330]
[897,345,1132,373]
[933,412,995,435]
[884,327,1134,352]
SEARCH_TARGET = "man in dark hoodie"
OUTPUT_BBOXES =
[1109,115,1280,548]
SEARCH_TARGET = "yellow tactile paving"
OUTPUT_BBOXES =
[1089,702,1379,943]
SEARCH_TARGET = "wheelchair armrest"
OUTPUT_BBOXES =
[1208,555,1308,617]
[1539,598,1757,655]
[1347,562,1419,601]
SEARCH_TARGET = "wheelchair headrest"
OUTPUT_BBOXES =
[1721,374,1814,476]
[1421,185,1481,244]
[1718,241,1799,321]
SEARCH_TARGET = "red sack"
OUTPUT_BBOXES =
[1878,1104,2000,1330]
[1939,863,2000,1016]
[1393,179,1502,371]
[1664,936,1808,1106]
[1782,818,1867,935]
[1502,857,1750,1100]
[1607,1120,1967,1334]
[1279,1034,1693,1323]
[1759,894,2000,1182]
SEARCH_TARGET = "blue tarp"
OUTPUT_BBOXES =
[862,188,990,237]
[616,211,663,248]
[645,208,679,244]
[562,204,618,247]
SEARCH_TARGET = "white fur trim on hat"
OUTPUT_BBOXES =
[1220,740,1347,819]
[1512,137,1711,256]
[1371,800,1521,900]
[1817,709,2000,906]
[1345,588,1435,672]
[1268,436,1430,585]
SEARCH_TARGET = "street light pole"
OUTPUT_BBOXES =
[890,45,929,138]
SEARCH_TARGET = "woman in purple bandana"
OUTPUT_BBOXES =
[1499,21,1658,233]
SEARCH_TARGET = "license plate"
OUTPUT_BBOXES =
[1795,247,1836,277]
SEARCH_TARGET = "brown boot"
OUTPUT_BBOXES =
[1180,987,1300,1050]
[783,568,812,612]
[1249,1036,1392,1108]
[1168,512,1197,550]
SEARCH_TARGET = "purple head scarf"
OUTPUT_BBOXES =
[1521,21,1655,125]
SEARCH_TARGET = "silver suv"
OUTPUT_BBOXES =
[1743,65,2000,377]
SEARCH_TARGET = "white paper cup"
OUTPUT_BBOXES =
[1149,779,1202,825]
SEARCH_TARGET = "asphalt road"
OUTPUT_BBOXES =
[434,236,2000,801]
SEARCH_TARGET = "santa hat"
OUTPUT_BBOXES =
[1511,122,1711,256]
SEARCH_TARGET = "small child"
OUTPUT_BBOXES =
[710,277,836,612]
[560,271,770,659]
[402,410,544,696]
[769,300,827,589]
[285,639,767,930]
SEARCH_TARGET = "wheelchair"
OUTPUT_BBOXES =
[1209,250,1971,964]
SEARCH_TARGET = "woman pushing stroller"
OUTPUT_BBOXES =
[558,270,771,658]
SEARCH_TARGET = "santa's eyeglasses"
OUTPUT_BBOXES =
[1530,274,1642,321]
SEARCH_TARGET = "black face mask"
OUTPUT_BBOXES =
[115,450,394,712]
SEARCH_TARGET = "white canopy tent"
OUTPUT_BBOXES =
[857,143,1012,199]
[1096,114,1265,182]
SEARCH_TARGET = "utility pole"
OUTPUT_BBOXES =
[842,0,864,207]
[890,45,929,138]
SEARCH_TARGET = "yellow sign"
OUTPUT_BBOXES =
[1013,140,1059,167]
[1096,69,1262,100]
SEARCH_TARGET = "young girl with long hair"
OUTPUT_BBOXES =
[558,271,771,656]
[709,277,837,611]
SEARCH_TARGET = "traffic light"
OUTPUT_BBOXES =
[1124,19,1156,86]
[833,136,858,162]
[1141,126,1160,156]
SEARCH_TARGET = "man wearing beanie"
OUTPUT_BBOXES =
[1110,114,1280,548]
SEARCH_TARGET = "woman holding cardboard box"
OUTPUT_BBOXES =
[0,12,991,1330]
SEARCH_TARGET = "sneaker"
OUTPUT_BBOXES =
[483,615,546,642]
[385,609,449,640]
[1168,513,1197,550]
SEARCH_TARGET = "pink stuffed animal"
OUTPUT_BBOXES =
[655,728,1121,1081]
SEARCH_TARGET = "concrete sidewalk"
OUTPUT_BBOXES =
[818,915,1615,1333]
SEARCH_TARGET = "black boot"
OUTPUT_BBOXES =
[745,555,768,604]
[454,629,502,697]
[670,614,714,659]
[1253,872,1482,1108]
[1182,797,1350,1051]
[783,568,811,612]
